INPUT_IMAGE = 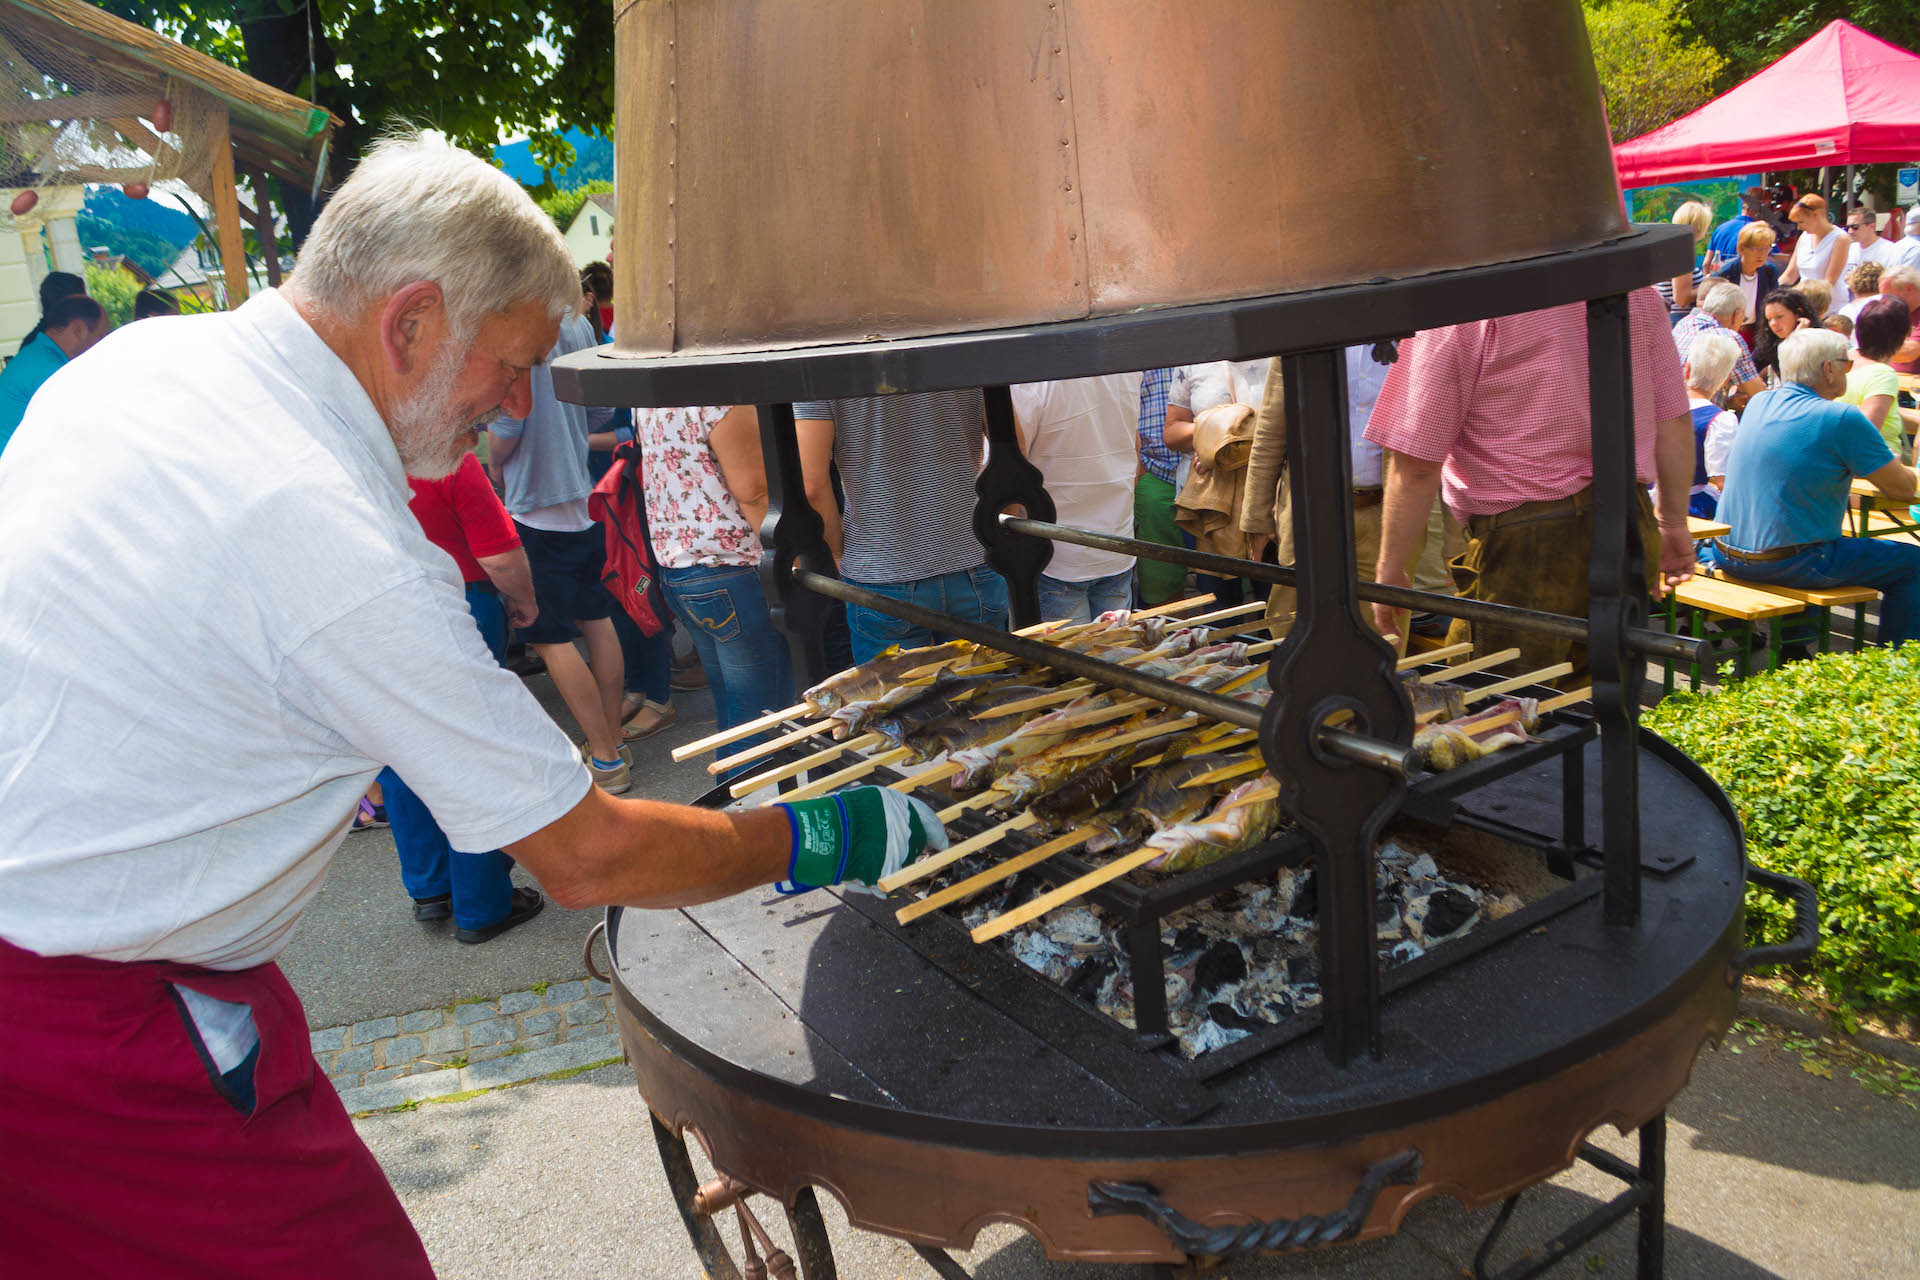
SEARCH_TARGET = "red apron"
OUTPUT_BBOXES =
[0,936,434,1278]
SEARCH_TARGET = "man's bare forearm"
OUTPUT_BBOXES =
[508,789,794,911]
[475,548,535,603]
[1374,456,1444,586]
[1652,414,1693,532]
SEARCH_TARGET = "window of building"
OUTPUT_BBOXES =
[590,214,599,235]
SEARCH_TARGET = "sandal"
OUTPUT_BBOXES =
[621,698,678,741]
[353,796,388,831]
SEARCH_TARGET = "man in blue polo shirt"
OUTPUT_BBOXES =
[0,295,110,458]
[1709,328,1920,644]
[1705,187,1767,271]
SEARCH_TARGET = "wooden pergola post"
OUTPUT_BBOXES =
[205,100,248,307]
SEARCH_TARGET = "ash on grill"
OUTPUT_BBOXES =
[956,841,1527,1058]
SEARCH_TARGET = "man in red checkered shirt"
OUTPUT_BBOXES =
[1364,289,1696,677]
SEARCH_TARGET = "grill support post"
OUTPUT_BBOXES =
[973,385,1056,630]
[1583,296,1646,928]
[757,402,839,686]
[1262,350,1411,1065]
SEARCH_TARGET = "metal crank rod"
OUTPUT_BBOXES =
[789,569,1413,778]
[996,515,1706,667]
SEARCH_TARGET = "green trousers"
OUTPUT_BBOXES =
[1133,473,1188,605]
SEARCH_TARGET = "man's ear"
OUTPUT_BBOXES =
[380,281,446,376]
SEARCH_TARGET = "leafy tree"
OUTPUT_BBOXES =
[94,1,615,241]
[1674,1,1920,89]
[85,262,142,327]
[537,180,613,232]
[1583,0,1726,142]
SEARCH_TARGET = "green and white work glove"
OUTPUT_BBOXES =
[775,787,949,896]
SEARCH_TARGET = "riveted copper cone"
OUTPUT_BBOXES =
[609,0,1622,356]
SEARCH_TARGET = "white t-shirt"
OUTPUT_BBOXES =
[1795,227,1850,305]
[1892,237,1920,271]
[1011,373,1142,582]
[0,290,589,971]
[1845,236,1902,271]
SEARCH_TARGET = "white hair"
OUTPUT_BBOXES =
[289,131,578,339]
[1778,328,1849,387]
[1698,281,1746,321]
[1883,264,1920,293]
[1684,330,1739,397]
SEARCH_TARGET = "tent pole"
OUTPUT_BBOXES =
[1819,166,1830,204]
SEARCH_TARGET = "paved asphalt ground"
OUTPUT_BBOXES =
[271,659,1920,1278]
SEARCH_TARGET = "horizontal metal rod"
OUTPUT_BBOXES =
[999,516,1704,666]
[793,571,1412,778]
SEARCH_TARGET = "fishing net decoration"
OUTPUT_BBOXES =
[0,20,219,194]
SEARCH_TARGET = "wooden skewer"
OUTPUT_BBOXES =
[710,717,842,775]
[670,702,809,761]
[1419,647,1521,684]
[1402,641,1471,668]
[978,683,1095,718]
[1540,686,1593,714]
[937,791,1000,824]
[1054,713,1199,759]
[895,824,1100,922]
[1192,729,1259,755]
[1214,665,1267,695]
[1179,754,1268,789]
[726,732,883,799]
[774,747,914,804]
[1206,616,1278,640]
[880,812,1041,892]
[888,758,962,793]
[970,844,1165,942]
[1461,662,1575,706]
[1181,600,1269,628]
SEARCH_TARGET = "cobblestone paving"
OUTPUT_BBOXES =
[312,978,624,1113]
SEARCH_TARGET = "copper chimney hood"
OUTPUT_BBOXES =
[609,0,1626,357]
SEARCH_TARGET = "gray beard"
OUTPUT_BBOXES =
[392,343,486,480]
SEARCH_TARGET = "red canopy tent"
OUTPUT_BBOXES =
[1613,20,1920,187]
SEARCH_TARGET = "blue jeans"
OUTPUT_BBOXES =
[1706,537,1920,645]
[1037,568,1135,626]
[385,584,514,932]
[612,605,673,702]
[661,563,797,762]
[845,565,1009,665]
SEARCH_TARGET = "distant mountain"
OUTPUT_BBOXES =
[79,185,201,278]
[493,129,613,190]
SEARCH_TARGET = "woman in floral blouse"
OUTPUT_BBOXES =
[634,404,796,763]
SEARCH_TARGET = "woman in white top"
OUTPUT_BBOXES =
[1781,193,1850,307]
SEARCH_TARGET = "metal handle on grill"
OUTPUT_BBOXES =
[583,918,612,984]
[1731,868,1820,971]
[1087,1148,1420,1256]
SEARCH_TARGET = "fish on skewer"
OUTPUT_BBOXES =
[1141,775,1285,873]
[1026,730,1207,832]
[1413,697,1539,771]
[802,641,976,715]
[855,672,1025,747]
[988,712,1195,811]
[1080,753,1231,853]
[944,690,1138,789]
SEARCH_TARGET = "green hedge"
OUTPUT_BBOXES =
[1644,644,1920,1017]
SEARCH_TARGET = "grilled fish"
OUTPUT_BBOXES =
[858,673,1006,746]
[903,685,1055,759]
[1027,728,1201,831]
[946,692,1130,790]
[1413,697,1537,771]
[1082,753,1225,852]
[1143,776,1284,872]
[802,640,975,715]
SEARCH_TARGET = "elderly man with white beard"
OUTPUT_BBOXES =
[0,133,943,1277]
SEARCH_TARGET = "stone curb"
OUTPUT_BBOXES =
[1737,993,1920,1070]
[311,983,617,1094]
[335,1035,626,1114]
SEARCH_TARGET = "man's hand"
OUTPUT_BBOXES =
[779,787,949,891]
[1245,532,1273,563]
[1370,569,1411,639]
[504,592,539,630]
[1655,524,1696,596]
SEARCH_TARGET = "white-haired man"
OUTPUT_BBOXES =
[1881,264,1920,374]
[1671,281,1763,410]
[1709,328,1920,644]
[0,134,942,1275]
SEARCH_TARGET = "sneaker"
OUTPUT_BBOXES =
[586,748,632,794]
[456,887,545,945]
[622,698,678,741]
[412,893,452,922]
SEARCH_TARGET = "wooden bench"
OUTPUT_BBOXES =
[1701,570,1880,655]
[1664,575,1805,691]
[1847,480,1919,539]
